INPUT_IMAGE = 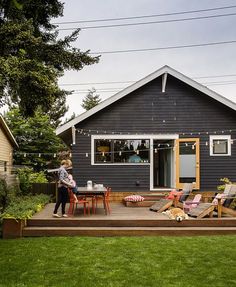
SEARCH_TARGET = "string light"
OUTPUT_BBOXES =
[12,137,234,158]
[76,127,236,136]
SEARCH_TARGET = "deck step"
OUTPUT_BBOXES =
[26,218,236,228]
[23,226,236,237]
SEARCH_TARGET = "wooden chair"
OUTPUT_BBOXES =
[95,187,111,214]
[67,189,90,216]
[188,184,236,218]
[150,183,193,213]
[183,194,202,213]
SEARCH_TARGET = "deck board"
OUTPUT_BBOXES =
[23,202,236,237]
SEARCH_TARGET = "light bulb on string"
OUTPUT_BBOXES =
[86,153,89,157]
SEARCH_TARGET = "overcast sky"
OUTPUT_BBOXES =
[5,0,236,119]
[56,0,236,119]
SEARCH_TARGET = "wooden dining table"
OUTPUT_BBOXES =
[77,186,108,215]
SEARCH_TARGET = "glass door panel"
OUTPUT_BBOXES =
[176,138,200,190]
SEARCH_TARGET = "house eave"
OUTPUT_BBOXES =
[0,115,18,148]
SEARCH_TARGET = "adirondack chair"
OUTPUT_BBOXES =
[183,194,202,213]
[188,184,236,218]
[149,183,193,213]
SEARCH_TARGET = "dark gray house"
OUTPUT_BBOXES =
[56,66,236,191]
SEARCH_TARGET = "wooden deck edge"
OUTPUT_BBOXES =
[23,226,236,237]
[26,218,236,228]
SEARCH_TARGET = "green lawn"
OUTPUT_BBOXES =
[0,236,236,287]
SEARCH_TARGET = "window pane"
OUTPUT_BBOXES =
[179,141,196,183]
[114,139,150,163]
[95,140,112,162]
[213,140,227,154]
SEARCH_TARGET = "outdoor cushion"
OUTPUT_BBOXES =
[212,193,226,206]
[124,195,145,202]
[166,190,183,200]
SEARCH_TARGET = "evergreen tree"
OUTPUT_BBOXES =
[0,0,99,119]
[81,88,102,111]
[4,107,67,171]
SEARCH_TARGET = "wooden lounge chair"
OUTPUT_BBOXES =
[149,183,193,213]
[188,184,236,218]
[183,194,202,213]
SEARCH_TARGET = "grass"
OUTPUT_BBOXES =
[0,236,236,287]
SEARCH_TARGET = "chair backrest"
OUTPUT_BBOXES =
[179,183,193,203]
[190,194,202,208]
[212,184,232,206]
[223,184,236,208]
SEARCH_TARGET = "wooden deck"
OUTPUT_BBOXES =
[21,203,236,237]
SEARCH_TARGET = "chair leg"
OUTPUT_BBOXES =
[83,202,86,216]
[68,202,75,215]
[92,197,96,214]
[106,200,111,214]
[87,202,90,215]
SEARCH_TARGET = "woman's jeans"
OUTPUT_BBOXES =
[53,186,68,215]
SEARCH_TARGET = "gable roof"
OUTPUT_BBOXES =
[0,115,18,148]
[56,65,236,140]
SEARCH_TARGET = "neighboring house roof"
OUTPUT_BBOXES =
[0,115,18,148]
[56,65,236,140]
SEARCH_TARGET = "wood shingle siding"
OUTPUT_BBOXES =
[57,67,236,191]
[72,75,236,191]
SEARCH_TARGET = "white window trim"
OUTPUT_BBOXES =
[91,134,178,165]
[91,134,179,190]
[209,135,231,156]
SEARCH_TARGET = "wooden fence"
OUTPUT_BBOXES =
[32,183,57,199]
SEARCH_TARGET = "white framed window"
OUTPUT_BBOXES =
[91,134,179,165]
[210,135,231,156]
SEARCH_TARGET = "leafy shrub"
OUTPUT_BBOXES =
[217,178,233,191]
[0,178,8,212]
[17,167,48,195]
[0,194,51,220]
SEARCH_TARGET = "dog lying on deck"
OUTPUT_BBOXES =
[162,208,189,222]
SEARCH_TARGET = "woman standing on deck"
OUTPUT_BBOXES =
[53,159,73,218]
